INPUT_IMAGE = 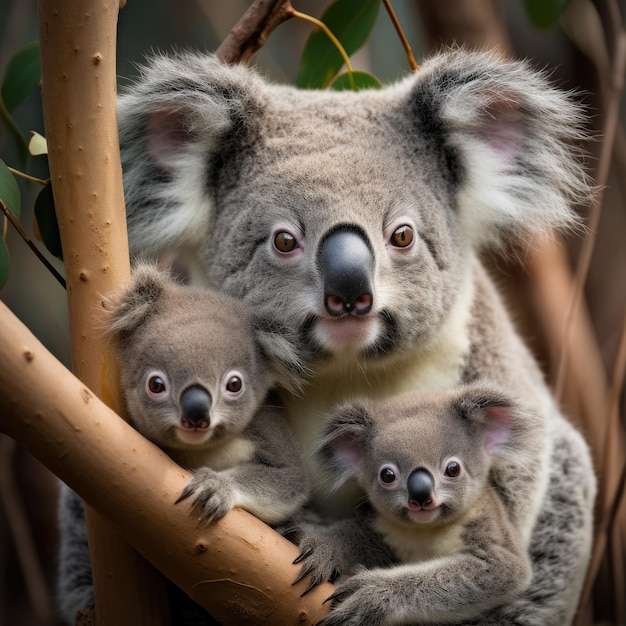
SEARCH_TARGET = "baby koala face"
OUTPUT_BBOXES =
[108,265,273,453]
[317,385,522,527]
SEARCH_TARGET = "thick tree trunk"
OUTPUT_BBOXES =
[0,301,332,624]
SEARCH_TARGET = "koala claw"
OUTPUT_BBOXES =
[292,536,343,595]
[316,571,386,626]
[176,467,234,523]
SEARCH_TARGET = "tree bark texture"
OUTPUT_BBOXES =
[0,300,332,624]
[36,1,171,623]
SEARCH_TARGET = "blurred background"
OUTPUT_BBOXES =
[0,0,625,624]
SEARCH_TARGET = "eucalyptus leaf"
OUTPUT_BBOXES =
[523,0,570,28]
[1,41,41,113]
[0,159,21,218]
[296,0,380,89]
[0,237,9,289]
[330,71,382,92]
[34,183,62,260]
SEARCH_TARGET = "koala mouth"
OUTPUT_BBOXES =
[303,309,398,358]
[406,506,441,524]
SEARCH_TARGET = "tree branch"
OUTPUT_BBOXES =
[0,300,332,625]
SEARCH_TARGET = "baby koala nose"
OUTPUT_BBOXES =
[180,384,212,430]
[407,468,435,508]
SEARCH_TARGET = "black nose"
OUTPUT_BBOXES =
[318,226,374,317]
[180,385,212,428]
[407,468,434,506]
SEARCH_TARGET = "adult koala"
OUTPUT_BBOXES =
[117,49,595,624]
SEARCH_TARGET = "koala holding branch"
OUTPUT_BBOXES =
[115,48,596,624]
[294,386,538,625]
[56,264,308,623]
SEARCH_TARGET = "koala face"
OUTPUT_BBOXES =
[108,265,272,453]
[119,50,587,379]
[317,386,523,527]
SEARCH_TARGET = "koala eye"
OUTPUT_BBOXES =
[444,460,462,478]
[273,230,299,254]
[223,371,244,397]
[390,224,414,248]
[146,371,169,399]
[378,463,401,489]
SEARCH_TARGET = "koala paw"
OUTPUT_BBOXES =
[317,570,387,626]
[175,467,235,523]
[293,534,343,595]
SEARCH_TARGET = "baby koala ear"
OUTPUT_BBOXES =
[106,263,170,336]
[455,386,517,455]
[315,402,373,491]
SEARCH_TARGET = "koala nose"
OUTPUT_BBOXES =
[180,384,212,429]
[407,468,435,507]
[318,225,374,317]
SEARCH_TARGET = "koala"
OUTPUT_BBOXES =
[116,48,596,624]
[293,386,538,625]
[56,264,308,624]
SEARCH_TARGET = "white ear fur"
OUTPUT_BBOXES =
[413,48,591,248]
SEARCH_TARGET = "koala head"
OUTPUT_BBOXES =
[315,386,534,527]
[119,49,589,376]
[106,264,283,453]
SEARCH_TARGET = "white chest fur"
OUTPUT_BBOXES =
[167,436,255,471]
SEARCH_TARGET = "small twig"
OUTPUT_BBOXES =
[215,0,294,64]
[381,0,419,71]
[7,166,47,186]
[289,8,356,89]
[0,200,66,289]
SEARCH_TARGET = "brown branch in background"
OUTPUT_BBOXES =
[0,435,53,621]
[216,0,294,64]
[382,0,419,71]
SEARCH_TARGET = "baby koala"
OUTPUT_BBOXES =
[294,385,538,626]
[108,262,308,523]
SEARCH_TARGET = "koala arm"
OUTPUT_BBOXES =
[292,506,396,594]
[178,405,309,525]
[320,492,531,626]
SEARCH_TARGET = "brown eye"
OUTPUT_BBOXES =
[274,231,298,253]
[445,461,461,478]
[226,375,242,393]
[390,224,414,248]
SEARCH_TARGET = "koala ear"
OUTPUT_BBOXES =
[406,48,591,246]
[118,53,264,259]
[107,264,169,336]
[316,403,373,490]
[454,386,517,455]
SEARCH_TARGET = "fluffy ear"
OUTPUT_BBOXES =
[106,263,170,337]
[454,385,519,456]
[405,48,591,247]
[315,403,373,491]
[118,52,264,260]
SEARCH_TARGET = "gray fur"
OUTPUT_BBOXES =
[56,265,307,623]
[112,48,596,624]
[295,386,536,624]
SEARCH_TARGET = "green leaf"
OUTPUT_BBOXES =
[0,159,21,218]
[1,42,41,113]
[34,182,62,260]
[330,71,382,91]
[0,238,9,289]
[523,0,570,28]
[296,0,380,89]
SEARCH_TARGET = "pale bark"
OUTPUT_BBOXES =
[36,0,170,623]
[0,301,332,624]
